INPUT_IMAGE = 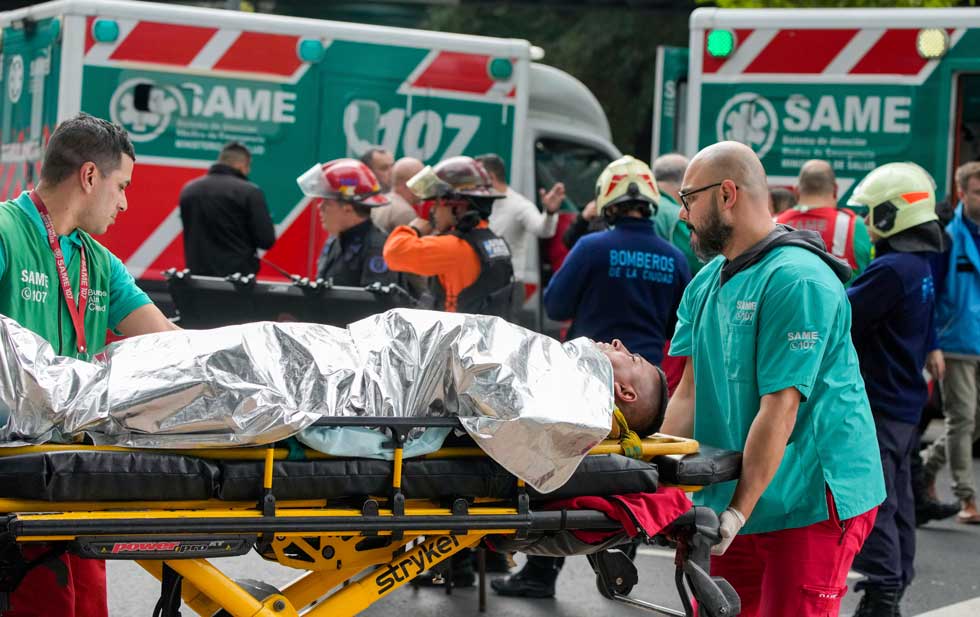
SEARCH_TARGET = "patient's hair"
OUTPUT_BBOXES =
[618,366,668,437]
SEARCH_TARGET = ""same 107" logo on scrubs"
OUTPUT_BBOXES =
[787,330,821,351]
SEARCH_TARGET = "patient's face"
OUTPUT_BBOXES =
[595,339,657,396]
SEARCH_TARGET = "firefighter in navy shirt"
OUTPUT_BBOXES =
[493,156,690,600]
[846,163,947,616]
[543,155,690,365]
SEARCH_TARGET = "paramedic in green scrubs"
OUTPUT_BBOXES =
[0,113,179,617]
[661,141,885,617]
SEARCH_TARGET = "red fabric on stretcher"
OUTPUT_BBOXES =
[545,487,692,544]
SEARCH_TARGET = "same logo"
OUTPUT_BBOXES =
[7,55,24,104]
[716,92,778,159]
[109,78,187,143]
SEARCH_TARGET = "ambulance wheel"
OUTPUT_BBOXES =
[212,579,283,616]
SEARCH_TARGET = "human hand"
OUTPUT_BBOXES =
[581,200,598,221]
[409,217,433,236]
[926,349,945,382]
[539,182,566,214]
[711,507,746,556]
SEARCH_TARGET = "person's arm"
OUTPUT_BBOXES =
[116,304,181,336]
[541,241,591,321]
[248,188,276,250]
[517,195,560,240]
[383,223,467,277]
[660,359,694,437]
[851,217,872,278]
[846,261,902,335]
[728,386,800,520]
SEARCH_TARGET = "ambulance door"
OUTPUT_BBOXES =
[1,16,61,200]
[951,73,980,195]
[651,46,688,161]
[533,134,615,337]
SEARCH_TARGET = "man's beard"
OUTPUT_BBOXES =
[689,197,733,262]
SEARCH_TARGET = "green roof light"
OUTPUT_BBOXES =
[706,29,736,59]
[297,38,325,63]
[92,19,119,44]
[488,57,513,81]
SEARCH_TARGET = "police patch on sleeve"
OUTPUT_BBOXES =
[368,256,389,274]
[482,238,511,259]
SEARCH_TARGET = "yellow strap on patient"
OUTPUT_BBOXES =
[613,407,643,459]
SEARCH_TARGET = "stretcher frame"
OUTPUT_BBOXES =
[0,417,739,617]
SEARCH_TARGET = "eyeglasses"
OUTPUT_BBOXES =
[678,181,725,212]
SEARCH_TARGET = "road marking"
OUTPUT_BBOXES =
[915,598,980,616]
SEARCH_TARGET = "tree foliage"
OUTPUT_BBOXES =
[422,6,689,158]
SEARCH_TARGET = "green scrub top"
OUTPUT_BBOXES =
[670,245,885,534]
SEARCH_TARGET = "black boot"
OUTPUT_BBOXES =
[490,557,562,599]
[916,497,962,526]
[853,587,903,617]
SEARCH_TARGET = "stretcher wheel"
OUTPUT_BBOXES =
[213,579,282,616]
[590,549,638,599]
[595,573,635,599]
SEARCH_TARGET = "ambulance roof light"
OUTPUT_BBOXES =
[92,19,119,44]
[706,29,736,59]
[916,29,948,60]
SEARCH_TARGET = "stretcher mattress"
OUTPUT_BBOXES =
[0,450,660,503]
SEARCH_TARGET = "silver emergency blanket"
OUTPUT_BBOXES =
[0,309,613,492]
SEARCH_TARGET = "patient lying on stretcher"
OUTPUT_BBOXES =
[594,339,669,439]
[0,309,667,493]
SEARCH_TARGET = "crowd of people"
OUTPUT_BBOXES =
[1,110,978,617]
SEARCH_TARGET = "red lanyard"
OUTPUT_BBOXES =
[28,191,89,355]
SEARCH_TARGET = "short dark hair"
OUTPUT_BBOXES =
[352,203,372,219]
[218,141,250,166]
[770,187,797,214]
[956,161,980,193]
[475,154,507,183]
[360,147,388,170]
[40,113,135,185]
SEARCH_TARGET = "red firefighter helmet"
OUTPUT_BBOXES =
[296,158,389,207]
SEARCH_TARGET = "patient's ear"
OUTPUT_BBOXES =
[614,381,637,404]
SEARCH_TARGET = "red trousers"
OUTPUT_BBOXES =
[711,491,877,617]
[4,549,107,617]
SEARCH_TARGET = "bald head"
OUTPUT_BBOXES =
[796,159,837,205]
[681,141,775,260]
[687,141,768,204]
[392,157,424,204]
[653,153,689,204]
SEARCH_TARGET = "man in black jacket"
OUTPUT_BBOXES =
[179,142,276,276]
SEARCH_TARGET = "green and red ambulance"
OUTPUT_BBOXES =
[2,0,619,329]
[654,7,980,202]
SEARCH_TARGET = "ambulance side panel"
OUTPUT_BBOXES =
[687,8,980,200]
[66,5,520,283]
[0,15,61,200]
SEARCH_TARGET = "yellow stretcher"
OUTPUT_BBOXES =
[0,417,742,617]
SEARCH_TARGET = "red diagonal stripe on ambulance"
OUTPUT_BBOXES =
[101,164,206,262]
[411,51,497,94]
[85,16,96,55]
[109,22,217,66]
[213,32,303,76]
[702,29,753,74]
[849,29,926,75]
[745,29,858,74]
